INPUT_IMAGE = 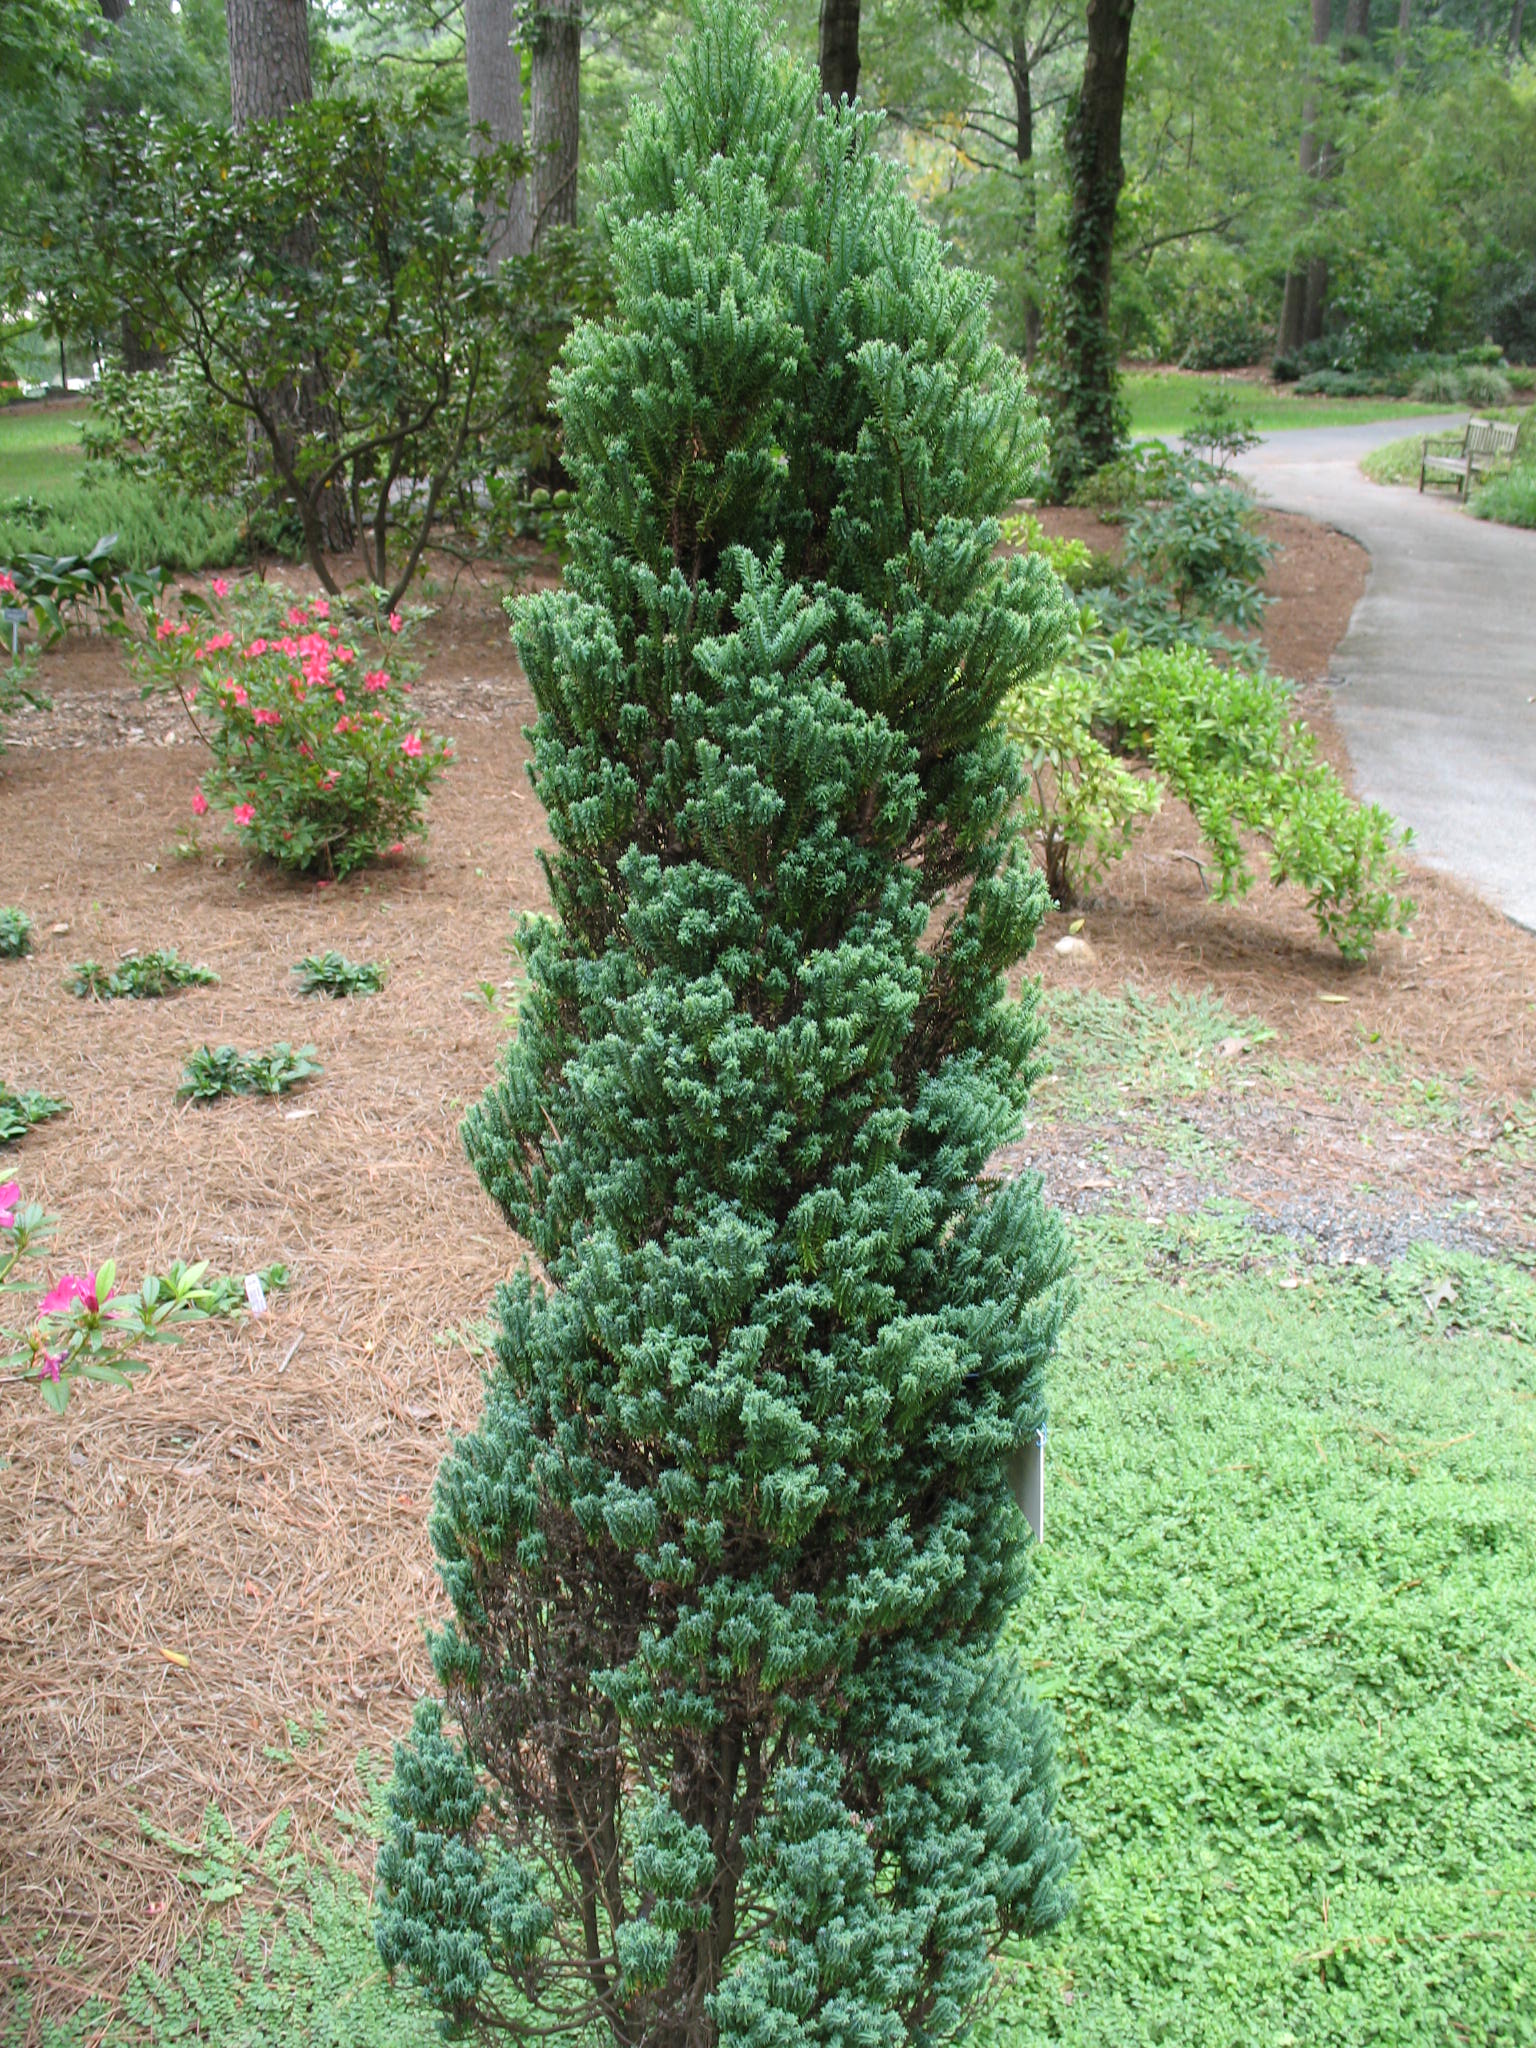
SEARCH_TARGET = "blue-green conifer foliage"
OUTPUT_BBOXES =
[377,5,1076,2040]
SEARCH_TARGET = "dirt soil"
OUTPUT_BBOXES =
[2,521,1534,2025]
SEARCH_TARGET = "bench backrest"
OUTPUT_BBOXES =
[1467,417,1518,457]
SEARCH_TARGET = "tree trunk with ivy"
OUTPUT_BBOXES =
[1043,0,1134,494]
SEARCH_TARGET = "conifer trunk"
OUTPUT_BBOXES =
[466,0,531,265]
[531,0,581,239]
[1279,0,1331,359]
[818,0,861,102]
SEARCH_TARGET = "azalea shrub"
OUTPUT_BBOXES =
[0,908,33,959]
[142,583,451,878]
[178,1042,321,1102]
[68,948,218,1000]
[0,1181,276,1413]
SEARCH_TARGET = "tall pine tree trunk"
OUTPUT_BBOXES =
[530,0,580,240]
[1279,0,1331,359]
[465,0,530,266]
[818,0,860,102]
[226,0,312,129]
[1048,0,1135,490]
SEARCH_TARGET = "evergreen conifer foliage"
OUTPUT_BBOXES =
[376,6,1076,2040]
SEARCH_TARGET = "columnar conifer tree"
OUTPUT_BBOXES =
[376,4,1075,2039]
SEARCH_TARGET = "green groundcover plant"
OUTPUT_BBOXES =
[0,907,32,958]
[178,1044,321,1102]
[142,583,451,879]
[68,948,218,999]
[0,1083,66,1147]
[375,5,1076,2043]
[293,951,386,998]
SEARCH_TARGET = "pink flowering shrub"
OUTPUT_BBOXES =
[143,585,452,878]
[0,1185,231,1413]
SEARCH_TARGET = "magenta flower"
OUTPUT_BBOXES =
[387,612,403,634]
[38,1351,63,1383]
[0,570,17,598]
[364,669,389,693]
[401,731,424,758]
[39,1272,100,1318]
[252,707,282,727]
[232,802,256,826]
[211,576,230,598]
[0,1181,20,1228]
[191,788,209,818]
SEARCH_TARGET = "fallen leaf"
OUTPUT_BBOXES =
[1422,1278,1459,1313]
[1317,993,1349,1005]
[1278,1272,1304,1290]
[159,1647,190,1668]
[1215,1035,1246,1059]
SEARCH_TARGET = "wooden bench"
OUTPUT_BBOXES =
[1419,416,1519,499]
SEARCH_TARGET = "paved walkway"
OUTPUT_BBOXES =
[1235,418,1536,933]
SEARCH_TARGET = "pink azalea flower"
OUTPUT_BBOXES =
[39,1272,101,1317]
[0,570,17,597]
[286,606,309,629]
[387,841,405,855]
[245,638,269,660]
[191,788,209,817]
[364,670,389,693]
[203,630,234,655]
[0,1181,20,1228]
[211,576,230,598]
[252,707,282,727]
[311,597,330,619]
[334,716,356,736]
[333,688,346,705]
[401,732,424,758]
[232,803,256,826]
[38,1351,63,1384]
[387,612,403,635]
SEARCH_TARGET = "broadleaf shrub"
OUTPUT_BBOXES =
[0,908,33,958]
[142,586,451,878]
[1006,620,1415,955]
[376,5,1076,2040]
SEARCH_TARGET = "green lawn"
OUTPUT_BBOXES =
[0,401,88,499]
[1123,370,1453,440]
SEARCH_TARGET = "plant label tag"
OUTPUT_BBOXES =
[1007,1427,1046,1544]
[244,1273,267,1317]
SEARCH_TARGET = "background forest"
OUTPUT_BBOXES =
[2,0,1533,470]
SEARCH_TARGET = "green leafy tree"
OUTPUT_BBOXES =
[375,2,1075,2040]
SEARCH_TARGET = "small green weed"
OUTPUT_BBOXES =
[1038,987,1277,1116]
[178,1044,321,1102]
[0,907,32,958]
[68,949,218,1000]
[0,1084,67,1146]
[293,951,386,998]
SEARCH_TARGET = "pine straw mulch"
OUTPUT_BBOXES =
[1,523,1534,2027]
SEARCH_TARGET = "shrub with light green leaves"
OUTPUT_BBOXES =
[0,907,33,958]
[1002,624,1414,957]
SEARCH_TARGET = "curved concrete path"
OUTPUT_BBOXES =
[1234,418,1536,933]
